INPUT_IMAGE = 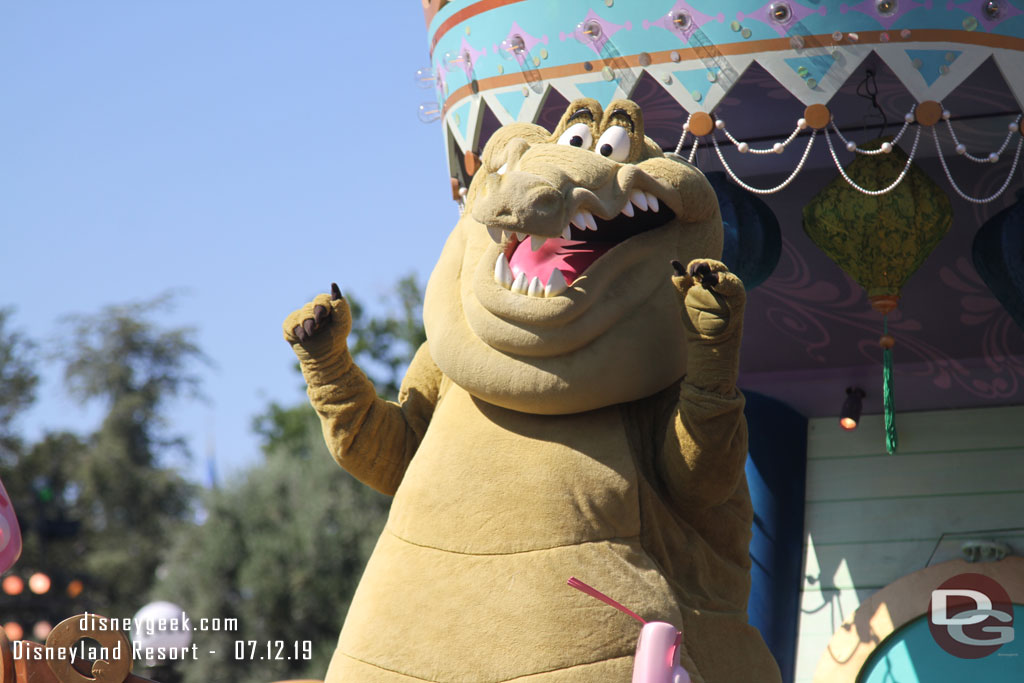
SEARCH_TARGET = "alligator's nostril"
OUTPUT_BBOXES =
[530,187,562,218]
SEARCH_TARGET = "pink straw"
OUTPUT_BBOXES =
[567,577,646,624]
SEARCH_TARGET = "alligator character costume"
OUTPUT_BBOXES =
[284,98,781,683]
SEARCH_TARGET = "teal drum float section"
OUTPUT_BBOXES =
[859,606,1024,683]
[420,0,1024,184]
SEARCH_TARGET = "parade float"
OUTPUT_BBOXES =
[413,1,1023,681]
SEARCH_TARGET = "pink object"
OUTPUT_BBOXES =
[567,577,692,683]
[633,621,692,683]
[0,477,22,573]
[567,576,646,624]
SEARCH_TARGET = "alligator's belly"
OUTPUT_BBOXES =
[387,385,642,553]
[329,532,680,682]
[326,386,682,682]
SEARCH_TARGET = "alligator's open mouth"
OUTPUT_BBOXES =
[490,190,676,297]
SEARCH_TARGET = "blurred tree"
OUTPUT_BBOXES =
[0,430,90,629]
[0,299,204,636]
[347,274,426,400]
[0,310,77,634]
[0,308,39,460]
[59,295,203,618]
[157,420,390,683]
[157,276,424,683]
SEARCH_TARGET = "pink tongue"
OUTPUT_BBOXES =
[509,238,611,286]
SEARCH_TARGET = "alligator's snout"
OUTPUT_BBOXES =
[472,172,563,234]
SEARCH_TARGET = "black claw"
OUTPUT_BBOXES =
[293,325,307,342]
[688,262,710,278]
[313,304,328,324]
[331,283,343,301]
[688,262,719,288]
[303,318,316,338]
[670,260,685,277]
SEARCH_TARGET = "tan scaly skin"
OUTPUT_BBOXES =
[283,99,781,683]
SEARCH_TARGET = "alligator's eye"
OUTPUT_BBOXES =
[557,122,593,149]
[596,125,630,162]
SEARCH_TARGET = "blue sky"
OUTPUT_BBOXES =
[1,2,454,482]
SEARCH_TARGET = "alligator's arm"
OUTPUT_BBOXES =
[284,289,442,495]
[659,260,749,511]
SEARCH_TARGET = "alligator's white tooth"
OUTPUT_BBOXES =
[562,225,572,240]
[494,253,513,288]
[511,272,528,294]
[630,190,648,211]
[570,212,586,230]
[487,226,503,244]
[544,269,568,297]
[527,276,544,297]
[620,201,635,218]
[497,162,508,175]
[583,211,598,231]
[515,232,527,241]
[645,192,659,212]
[530,235,545,252]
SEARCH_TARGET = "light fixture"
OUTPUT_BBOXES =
[671,10,691,30]
[840,387,865,430]
[2,575,23,595]
[3,622,22,641]
[28,572,50,595]
[770,3,791,23]
[32,621,52,641]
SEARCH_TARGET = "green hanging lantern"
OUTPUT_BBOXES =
[803,139,953,453]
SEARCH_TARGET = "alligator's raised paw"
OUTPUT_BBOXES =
[283,283,351,352]
[670,259,745,339]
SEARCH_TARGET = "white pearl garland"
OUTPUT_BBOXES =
[933,126,1023,204]
[673,130,689,156]
[671,105,1020,202]
[829,113,912,155]
[824,125,922,196]
[711,131,817,194]
[944,114,1019,163]
[722,121,804,155]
